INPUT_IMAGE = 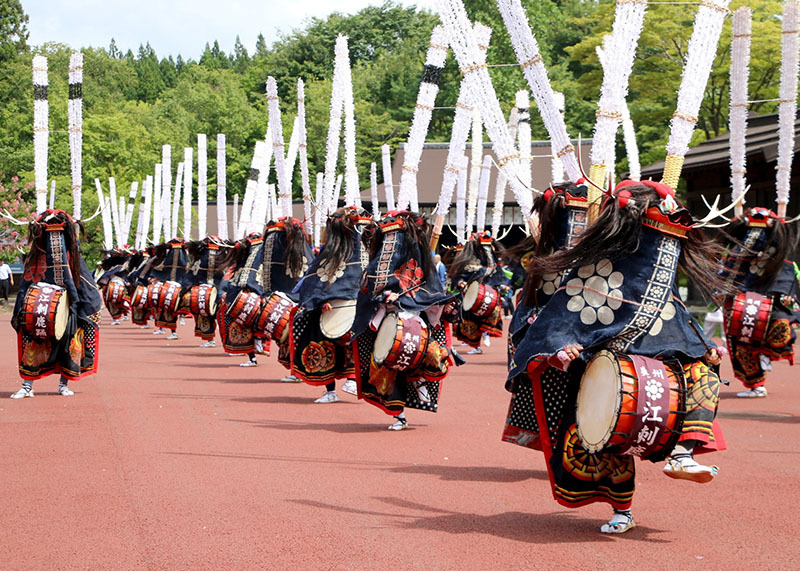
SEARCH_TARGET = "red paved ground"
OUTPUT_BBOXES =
[0,311,797,569]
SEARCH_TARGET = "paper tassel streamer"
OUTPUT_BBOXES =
[171,162,184,239]
[729,7,751,215]
[497,0,580,182]
[776,1,799,217]
[108,177,122,247]
[589,1,648,189]
[321,37,347,215]
[339,39,360,207]
[397,25,449,211]
[432,23,491,249]
[620,103,640,182]
[476,155,492,231]
[266,77,291,218]
[33,55,48,214]
[314,172,324,246]
[436,0,533,218]
[135,179,147,250]
[140,175,153,249]
[370,162,380,219]
[550,91,566,182]
[491,106,519,236]
[381,144,396,211]
[161,146,172,239]
[68,52,83,219]
[182,147,193,239]
[152,164,163,243]
[216,134,228,240]
[49,180,56,210]
[456,155,468,242]
[122,181,138,245]
[238,142,266,238]
[95,179,113,250]
[333,174,344,209]
[232,193,239,238]
[466,108,483,233]
[663,0,731,189]
[198,134,208,237]
[516,90,532,188]
[297,80,313,235]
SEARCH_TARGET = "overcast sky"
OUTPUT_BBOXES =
[26,0,437,60]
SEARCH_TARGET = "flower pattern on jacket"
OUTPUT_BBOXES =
[393,259,425,297]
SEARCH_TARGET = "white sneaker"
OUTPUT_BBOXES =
[10,387,34,399]
[467,347,483,355]
[388,418,408,431]
[254,339,264,354]
[140,325,151,329]
[341,380,358,395]
[58,385,75,396]
[240,359,258,367]
[122,315,129,321]
[179,317,186,326]
[166,332,179,340]
[280,375,302,383]
[200,340,216,348]
[759,354,773,372]
[314,391,339,403]
[483,334,491,348]
[112,319,121,325]
[153,328,165,335]
[736,386,767,398]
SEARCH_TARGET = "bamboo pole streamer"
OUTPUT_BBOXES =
[476,154,492,231]
[182,147,193,239]
[729,7,751,217]
[431,23,491,250]
[333,174,344,209]
[662,0,731,189]
[436,0,535,227]
[95,179,113,250]
[397,25,449,211]
[135,185,146,250]
[122,181,138,245]
[68,52,83,219]
[776,0,799,219]
[216,134,228,240]
[491,105,519,236]
[161,145,172,238]
[238,141,266,238]
[198,134,208,237]
[466,108,483,233]
[381,144,396,211]
[49,180,56,210]
[152,164,163,243]
[370,162,380,219]
[550,91,565,182]
[297,79,313,234]
[321,38,347,215]
[141,175,153,249]
[267,183,279,223]
[108,177,123,247]
[456,155,469,242]
[287,116,300,180]
[589,2,648,196]
[266,77,292,218]
[496,0,580,182]
[118,195,126,236]
[33,55,48,214]
[620,102,641,181]
[171,162,184,239]
[516,90,532,189]
[314,172,324,246]
[232,194,239,238]
[340,39,360,207]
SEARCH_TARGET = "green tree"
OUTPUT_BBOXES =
[0,0,29,63]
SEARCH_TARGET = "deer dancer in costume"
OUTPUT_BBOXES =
[126,247,155,329]
[291,207,372,401]
[353,211,453,430]
[96,247,134,325]
[148,238,189,340]
[10,210,102,398]
[509,181,729,534]
[718,209,798,397]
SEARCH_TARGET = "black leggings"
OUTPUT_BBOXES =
[0,279,9,301]
[326,382,335,391]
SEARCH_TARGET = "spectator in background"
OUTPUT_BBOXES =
[0,260,13,303]
[434,254,446,289]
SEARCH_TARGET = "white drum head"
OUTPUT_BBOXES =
[576,350,622,453]
[54,291,69,341]
[320,299,357,339]
[207,286,218,315]
[373,312,399,365]
[462,281,480,310]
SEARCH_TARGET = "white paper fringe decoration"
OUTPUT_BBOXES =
[197,134,208,237]
[297,80,313,234]
[232,193,239,238]
[140,175,153,249]
[476,155,492,231]
[49,180,55,210]
[516,90,532,188]
[95,179,113,250]
[68,52,83,219]
[370,162,380,219]
[466,108,483,233]
[492,104,519,235]
[620,103,640,181]
[497,0,580,182]
[171,162,184,239]
[456,155,469,242]
[322,37,347,215]
[397,25,449,211]
[152,164,163,244]
[122,181,138,245]
[33,55,48,214]
[182,147,193,239]
[776,0,799,214]
[382,144,396,211]
[314,172,324,246]
[340,41,360,207]
[238,142,266,238]
[108,177,123,247]
[266,77,292,218]
[216,134,228,240]
[161,145,172,239]
[729,7,751,213]
[550,91,566,182]
[663,0,731,189]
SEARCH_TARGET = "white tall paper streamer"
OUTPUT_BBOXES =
[663,0,731,188]
[339,39,360,206]
[161,145,172,238]
[95,179,113,250]
[456,155,469,242]
[49,180,56,210]
[491,106,519,236]
[135,180,147,250]
[370,162,380,219]
[238,142,266,238]
[297,79,313,234]
[122,181,138,245]
[550,91,566,182]
[216,134,228,239]
[141,175,153,249]
[435,23,491,229]
[266,77,292,218]
[476,155,492,231]
[322,37,348,215]
[33,55,48,214]
[287,116,300,181]
[381,144,396,211]
[516,90,532,189]
[436,0,534,219]
[397,25,449,211]
[171,162,184,239]
[620,103,640,181]
[109,177,122,247]
[776,0,799,213]
[232,194,239,238]
[182,147,193,239]
[314,172,324,246]
[68,52,83,219]
[466,108,483,232]
[198,134,208,237]
[333,174,344,209]
[152,164,163,243]
[729,7,751,213]
[497,0,580,182]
